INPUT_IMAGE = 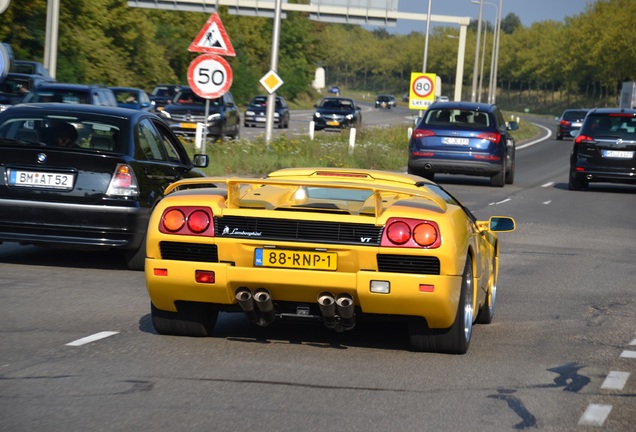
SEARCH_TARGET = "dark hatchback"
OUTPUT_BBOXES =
[21,82,118,107]
[243,95,290,128]
[0,72,55,111]
[569,108,636,190]
[312,97,362,131]
[408,101,518,187]
[0,103,208,270]
[556,108,589,140]
[158,87,240,140]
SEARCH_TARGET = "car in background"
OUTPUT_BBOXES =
[0,103,209,270]
[0,72,55,111]
[149,84,181,112]
[144,167,515,354]
[435,96,450,102]
[408,101,518,187]
[568,108,636,190]
[313,97,362,131]
[244,95,290,128]
[12,60,54,81]
[403,93,410,103]
[556,108,589,140]
[375,94,397,109]
[21,82,118,107]
[328,86,340,95]
[110,86,153,111]
[158,87,240,140]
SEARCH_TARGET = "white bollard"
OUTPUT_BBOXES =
[309,121,315,140]
[407,127,413,139]
[348,128,356,155]
[195,123,204,150]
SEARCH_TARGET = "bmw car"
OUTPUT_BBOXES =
[569,108,636,190]
[408,101,518,187]
[0,103,209,270]
[312,97,362,131]
[144,168,515,354]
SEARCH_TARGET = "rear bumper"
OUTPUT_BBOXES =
[571,167,636,184]
[146,258,462,329]
[0,198,148,250]
[408,156,502,177]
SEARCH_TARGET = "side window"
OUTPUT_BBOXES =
[494,109,506,130]
[137,118,167,161]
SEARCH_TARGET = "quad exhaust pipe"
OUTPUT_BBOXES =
[317,292,356,332]
[235,288,356,331]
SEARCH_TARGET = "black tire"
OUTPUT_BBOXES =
[151,302,218,337]
[490,162,505,187]
[556,134,562,140]
[407,167,434,182]
[568,171,587,190]
[505,156,515,185]
[408,255,474,354]
[124,235,146,271]
[476,256,497,324]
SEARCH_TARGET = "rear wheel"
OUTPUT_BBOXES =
[124,235,146,271]
[408,255,474,354]
[151,302,218,337]
[505,156,515,185]
[568,171,587,190]
[490,162,505,187]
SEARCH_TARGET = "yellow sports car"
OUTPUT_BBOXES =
[145,168,515,354]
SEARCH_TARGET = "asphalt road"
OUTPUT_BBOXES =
[1,112,635,431]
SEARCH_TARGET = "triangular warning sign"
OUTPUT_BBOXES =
[188,13,235,56]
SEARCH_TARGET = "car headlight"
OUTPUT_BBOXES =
[314,112,321,118]
[159,111,171,119]
[346,114,353,120]
[245,110,255,115]
[207,113,221,122]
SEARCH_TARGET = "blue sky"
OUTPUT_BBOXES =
[370,0,593,33]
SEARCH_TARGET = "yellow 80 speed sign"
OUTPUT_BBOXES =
[187,54,233,99]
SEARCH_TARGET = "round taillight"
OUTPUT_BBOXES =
[386,221,411,245]
[163,209,185,232]
[187,210,210,233]
[413,223,438,247]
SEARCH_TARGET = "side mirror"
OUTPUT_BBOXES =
[489,216,515,232]
[192,154,209,168]
[507,121,519,131]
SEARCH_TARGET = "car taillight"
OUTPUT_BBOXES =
[159,206,214,236]
[574,135,594,145]
[106,164,139,197]
[560,120,571,126]
[476,132,501,142]
[382,218,441,249]
[413,129,436,139]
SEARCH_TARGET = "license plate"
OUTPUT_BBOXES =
[256,117,266,122]
[603,150,634,159]
[8,169,74,190]
[327,120,340,126]
[572,122,582,127]
[443,137,469,145]
[180,122,197,129]
[254,248,337,270]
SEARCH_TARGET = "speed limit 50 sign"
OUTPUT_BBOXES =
[187,54,233,99]
[409,72,436,110]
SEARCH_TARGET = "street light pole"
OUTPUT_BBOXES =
[472,0,498,104]
[491,0,503,104]
[470,0,483,102]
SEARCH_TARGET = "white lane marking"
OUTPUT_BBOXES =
[543,200,552,205]
[517,123,552,150]
[601,371,630,390]
[578,404,612,426]
[541,182,554,187]
[488,197,512,206]
[629,338,636,346]
[620,350,636,358]
[66,331,119,346]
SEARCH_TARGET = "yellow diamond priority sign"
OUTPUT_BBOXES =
[260,70,283,94]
